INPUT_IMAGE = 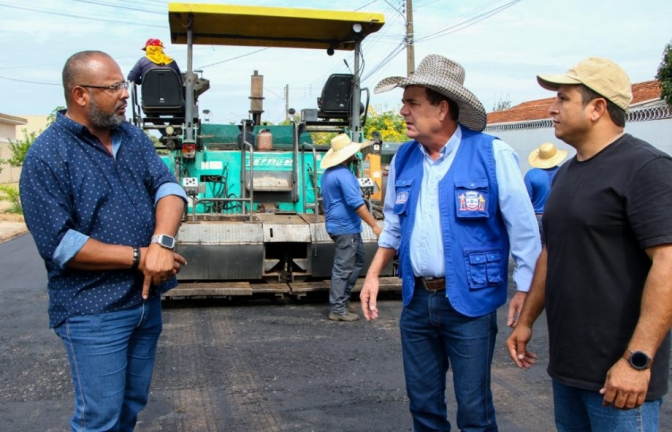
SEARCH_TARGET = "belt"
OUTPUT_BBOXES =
[415,276,445,291]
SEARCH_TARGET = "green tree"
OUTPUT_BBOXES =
[656,39,672,105]
[4,129,37,167]
[301,105,408,145]
[0,184,22,213]
[145,131,162,147]
[46,105,66,127]
[0,105,62,171]
[492,95,512,112]
[362,105,408,142]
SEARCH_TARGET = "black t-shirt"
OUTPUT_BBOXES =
[543,134,672,400]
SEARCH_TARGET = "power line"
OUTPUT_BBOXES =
[361,40,406,82]
[383,0,407,24]
[70,0,164,15]
[264,86,285,101]
[354,0,379,11]
[197,48,269,70]
[415,0,521,43]
[290,2,403,96]
[0,1,165,28]
[0,75,60,86]
[415,0,442,9]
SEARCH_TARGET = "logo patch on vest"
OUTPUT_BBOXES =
[458,191,486,211]
[396,191,409,205]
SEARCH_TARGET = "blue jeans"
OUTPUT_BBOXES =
[553,380,662,432]
[54,298,163,432]
[329,233,364,314]
[400,287,498,432]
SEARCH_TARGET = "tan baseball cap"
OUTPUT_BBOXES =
[537,57,632,111]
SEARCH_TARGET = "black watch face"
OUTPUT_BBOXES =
[160,236,175,249]
[631,351,650,369]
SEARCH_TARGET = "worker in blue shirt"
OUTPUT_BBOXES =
[524,142,567,244]
[360,54,541,431]
[320,134,381,322]
[20,50,188,431]
[321,133,382,322]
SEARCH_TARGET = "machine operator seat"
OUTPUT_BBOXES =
[316,73,366,121]
[317,73,354,120]
[141,68,184,116]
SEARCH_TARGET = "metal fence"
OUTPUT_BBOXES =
[485,103,672,173]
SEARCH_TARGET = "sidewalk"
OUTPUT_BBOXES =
[0,202,28,244]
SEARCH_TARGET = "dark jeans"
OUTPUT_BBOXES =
[329,233,365,314]
[536,214,545,246]
[54,298,163,431]
[553,380,661,431]
[400,287,498,431]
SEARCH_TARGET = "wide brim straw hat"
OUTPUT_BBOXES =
[320,133,371,169]
[374,54,487,132]
[528,142,568,169]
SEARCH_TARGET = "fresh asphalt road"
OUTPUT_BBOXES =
[2,233,671,431]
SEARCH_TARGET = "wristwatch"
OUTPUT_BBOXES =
[151,234,176,250]
[623,349,653,371]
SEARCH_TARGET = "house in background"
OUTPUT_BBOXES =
[485,80,672,173]
[0,113,27,184]
[16,115,50,138]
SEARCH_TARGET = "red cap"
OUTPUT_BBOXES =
[142,38,164,50]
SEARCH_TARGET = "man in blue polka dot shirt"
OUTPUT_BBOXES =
[20,50,188,431]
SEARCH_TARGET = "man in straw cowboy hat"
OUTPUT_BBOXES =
[321,134,382,322]
[524,142,568,243]
[360,54,540,431]
[507,57,672,431]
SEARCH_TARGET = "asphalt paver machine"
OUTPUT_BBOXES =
[130,3,399,298]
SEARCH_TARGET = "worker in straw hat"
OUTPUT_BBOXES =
[508,57,672,430]
[360,54,540,431]
[127,38,182,85]
[524,142,568,243]
[320,133,382,322]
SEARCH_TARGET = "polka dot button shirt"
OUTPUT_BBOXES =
[20,112,180,328]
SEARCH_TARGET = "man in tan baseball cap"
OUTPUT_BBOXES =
[508,57,672,431]
[537,57,632,111]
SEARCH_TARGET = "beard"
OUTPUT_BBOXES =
[88,97,125,129]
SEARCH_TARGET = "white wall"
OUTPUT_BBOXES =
[0,122,23,184]
[488,117,672,174]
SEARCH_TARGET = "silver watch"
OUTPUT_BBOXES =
[150,234,176,250]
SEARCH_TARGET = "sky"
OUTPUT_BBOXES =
[1,0,670,126]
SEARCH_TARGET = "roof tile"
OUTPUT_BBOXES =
[487,80,663,124]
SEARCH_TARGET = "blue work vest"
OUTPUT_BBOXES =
[393,128,510,317]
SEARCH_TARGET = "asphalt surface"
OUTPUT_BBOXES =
[2,233,672,431]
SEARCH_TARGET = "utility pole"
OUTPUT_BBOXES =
[284,84,289,122]
[406,0,415,76]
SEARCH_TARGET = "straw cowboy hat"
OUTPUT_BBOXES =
[320,134,371,169]
[374,54,487,132]
[528,143,568,169]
